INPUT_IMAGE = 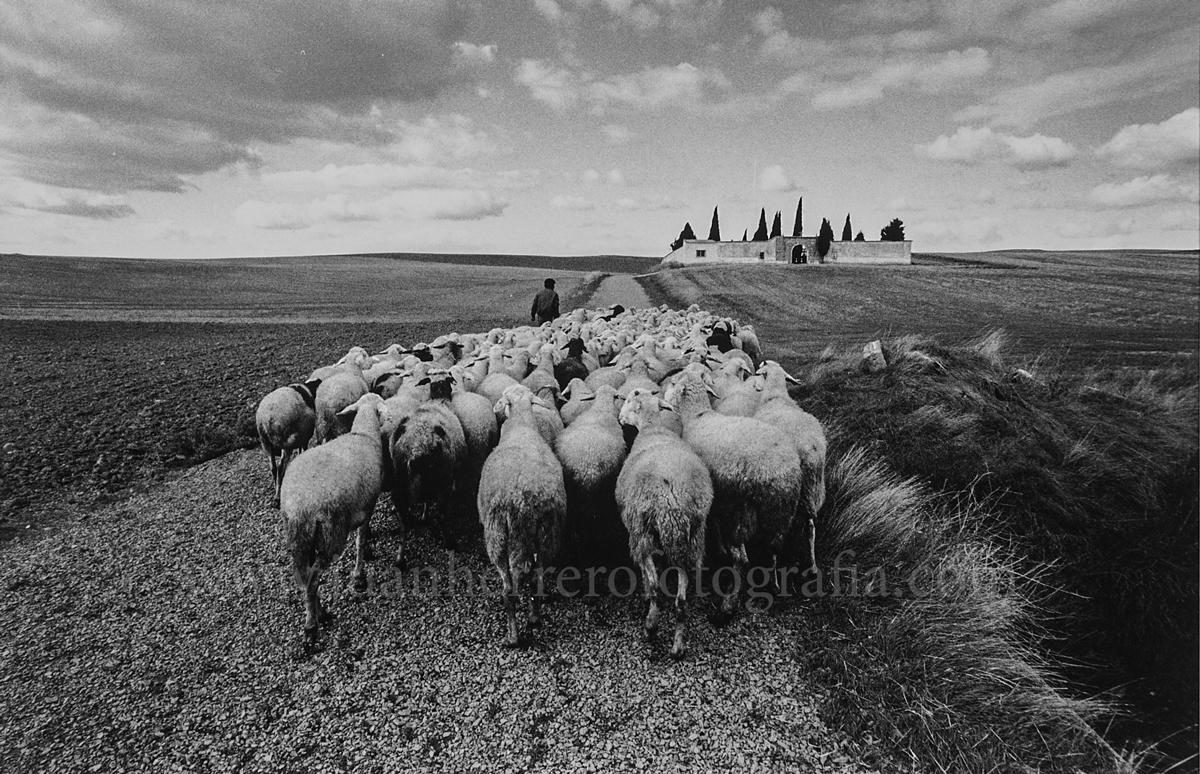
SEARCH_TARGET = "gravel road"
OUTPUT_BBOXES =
[1,448,885,773]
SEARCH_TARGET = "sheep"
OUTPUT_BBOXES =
[389,386,468,562]
[308,347,372,382]
[433,371,498,476]
[313,366,370,446]
[477,344,520,408]
[554,338,591,390]
[255,379,321,505]
[477,389,567,647]
[494,384,564,446]
[616,388,712,659]
[553,384,629,565]
[521,345,559,396]
[616,355,659,398]
[663,372,804,621]
[559,378,595,426]
[280,392,389,651]
[754,361,827,575]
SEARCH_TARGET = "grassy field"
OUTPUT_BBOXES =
[640,250,1198,372]
[0,249,1196,771]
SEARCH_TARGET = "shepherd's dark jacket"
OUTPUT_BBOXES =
[531,288,560,323]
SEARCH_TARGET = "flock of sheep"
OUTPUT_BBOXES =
[255,304,826,658]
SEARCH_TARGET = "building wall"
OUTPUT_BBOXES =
[664,235,910,265]
[827,240,911,264]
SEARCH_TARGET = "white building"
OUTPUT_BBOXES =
[663,235,911,265]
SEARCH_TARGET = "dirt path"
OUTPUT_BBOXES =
[585,273,654,311]
[0,449,877,774]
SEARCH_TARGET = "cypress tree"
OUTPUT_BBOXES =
[742,229,748,241]
[842,214,853,241]
[817,218,834,258]
[855,230,865,242]
[708,207,721,241]
[881,218,906,241]
[752,208,769,241]
[792,197,803,236]
[680,222,696,241]
[769,210,782,238]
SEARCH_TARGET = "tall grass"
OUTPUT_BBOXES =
[804,445,1128,772]
[795,331,1198,768]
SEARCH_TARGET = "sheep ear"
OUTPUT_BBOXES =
[371,372,395,392]
[785,373,802,385]
[416,377,431,386]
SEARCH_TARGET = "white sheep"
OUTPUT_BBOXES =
[754,361,827,574]
[313,366,370,446]
[553,384,629,565]
[280,392,388,651]
[664,371,804,622]
[616,388,712,659]
[432,371,497,477]
[478,389,567,647]
[558,378,595,426]
[255,379,320,505]
[494,384,564,446]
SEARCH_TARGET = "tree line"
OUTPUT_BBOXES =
[670,198,906,255]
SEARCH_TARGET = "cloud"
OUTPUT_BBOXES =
[516,59,730,112]
[235,190,506,230]
[0,0,469,192]
[606,169,626,185]
[1086,174,1200,208]
[261,163,473,191]
[954,28,1198,126]
[533,0,566,22]
[549,194,594,210]
[915,216,1004,247]
[915,126,1078,167]
[757,165,797,192]
[602,124,635,144]
[453,42,498,66]
[515,59,581,109]
[614,193,678,210]
[0,178,135,219]
[1095,107,1200,169]
[389,114,495,164]
[811,48,991,110]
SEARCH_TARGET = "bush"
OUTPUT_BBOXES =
[881,218,906,241]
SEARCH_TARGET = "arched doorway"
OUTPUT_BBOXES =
[791,244,808,264]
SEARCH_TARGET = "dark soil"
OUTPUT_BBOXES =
[0,319,495,540]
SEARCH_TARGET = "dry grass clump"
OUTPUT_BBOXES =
[804,445,1129,773]
[794,330,1198,768]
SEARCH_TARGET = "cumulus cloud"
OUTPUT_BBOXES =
[516,59,729,112]
[453,42,498,66]
[1095,108,1200,169]
[614,193,678,210]
[606,169,626,185]
[757,165,797,192]
[549,194,594,210]
[236,190,506,230]
[516,59,581,110]
[1086,174,1200,208]
[915,126,1078,167]
[0,178,135,219]
[0,0,469,192]
[390,114,495,164]
[533,0,566,22]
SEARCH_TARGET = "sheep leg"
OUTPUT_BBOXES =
[262,439,280,505]
[352,521,370,592]
[640,554,660,640]
[393,512,408,573]
[277,448,294,504]
[528,554,544,630]
[806,515,818,576]
[721,543,749,619]
[303,568,324,651]
[670,567,689,660]
[497,566,520,648]
[359,520,374,562]
[434,494,459,552]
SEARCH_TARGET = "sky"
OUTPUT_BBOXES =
[0,0,1197,259]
